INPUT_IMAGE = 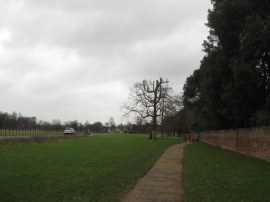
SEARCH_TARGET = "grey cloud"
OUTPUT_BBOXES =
[3,0,209,48]
[0,0,212,123]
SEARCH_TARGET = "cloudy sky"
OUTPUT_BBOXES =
[0,0,212,124]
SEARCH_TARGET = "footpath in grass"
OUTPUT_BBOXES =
[182,142,270,202]
[0,134,182,202]
[122,144,184,202]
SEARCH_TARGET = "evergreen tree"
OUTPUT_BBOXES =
[182,0,270,130]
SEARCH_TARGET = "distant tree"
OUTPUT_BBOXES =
[117,123,124,133]
[71,120,79,130]
[84,121,90,127]
[123,78,173,141]
[39,121,50,130]
[51,119,62,130]
[108,117,116,132]
[90,122,103,132]
[0,112,9,129]
[159,94,183,137]
[84,121,91,131]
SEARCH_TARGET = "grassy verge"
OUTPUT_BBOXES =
[182,142,270,202]
[0,134,182,202]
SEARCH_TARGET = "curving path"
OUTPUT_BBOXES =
[121,143,185,202]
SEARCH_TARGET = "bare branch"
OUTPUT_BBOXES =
[122,77,178,141]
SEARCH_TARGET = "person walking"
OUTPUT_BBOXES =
[195,132,199,143]
[184,134,188,143]
[188,134,191,143]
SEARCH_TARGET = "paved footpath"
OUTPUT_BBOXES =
[121,143,184,202]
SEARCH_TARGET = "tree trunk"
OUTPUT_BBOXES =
[152,108,157,142]
[151,80,159,142]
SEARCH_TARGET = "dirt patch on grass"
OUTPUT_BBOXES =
[121,143,184,202]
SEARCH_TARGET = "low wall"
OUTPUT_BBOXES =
[200,126,270,162]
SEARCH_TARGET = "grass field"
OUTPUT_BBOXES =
[0,134,182,202]
[182,142,270,202]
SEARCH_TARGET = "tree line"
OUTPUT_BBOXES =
[0,111,105,132]
[177,0,270,131]
[0,111,154,134]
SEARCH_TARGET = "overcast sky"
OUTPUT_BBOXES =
[0,0,212,124]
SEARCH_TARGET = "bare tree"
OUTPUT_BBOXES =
[160,94,183,137]
[123,77,172,141]
[107,117,116,133]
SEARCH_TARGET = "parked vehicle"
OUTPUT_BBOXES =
[64,127,76,135]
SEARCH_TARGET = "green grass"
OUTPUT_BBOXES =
[182,142,270,202]
[0,134,182,202]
